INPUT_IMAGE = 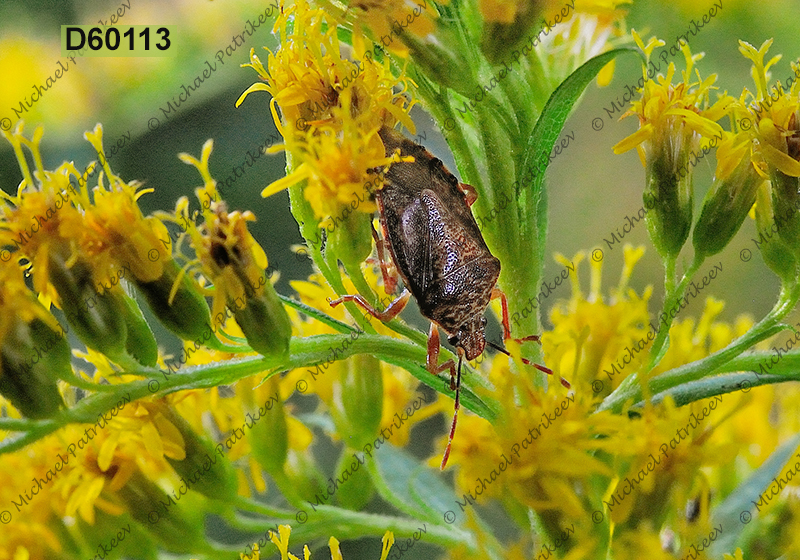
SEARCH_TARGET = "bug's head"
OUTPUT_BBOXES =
[448,317,487,361]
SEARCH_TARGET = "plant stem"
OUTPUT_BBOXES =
[598,280,800,413]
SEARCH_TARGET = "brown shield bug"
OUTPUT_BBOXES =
[330,126,568,468]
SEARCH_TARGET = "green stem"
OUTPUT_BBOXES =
[598,281,800,413]
[232,495,294,519]
[645,255,704,372]
[0,334,500,456]
[233,502,473,553]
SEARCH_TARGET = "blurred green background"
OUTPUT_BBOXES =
[1,0,799,336]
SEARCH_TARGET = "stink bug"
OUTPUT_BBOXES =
[330,126,567,468]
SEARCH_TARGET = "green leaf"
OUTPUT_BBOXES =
[518,47,642,200]
[0,333,499,456]
[710,434,800,555]
[629,371,799,409]
[372,443,485,542]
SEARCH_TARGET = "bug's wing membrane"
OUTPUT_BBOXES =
[412,190,499,331]
[378,180,432,297]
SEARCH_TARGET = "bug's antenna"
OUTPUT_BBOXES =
[440,352,463,470]
[487,340,571,389]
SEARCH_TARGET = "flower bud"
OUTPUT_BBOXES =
[327,210,374,275]
[116,470,204,553]
[134,259,213,343]
[0,317,67,418]
[47,251,128,360]
[332,354,383,450]
[230,270,291,360]
[768,167,800,254]
[119,292,159,367]
[158,405,238,500]
[693,154,761,258]
[249,377,289,476]
[644,131,694,259]
[754,182,798,282]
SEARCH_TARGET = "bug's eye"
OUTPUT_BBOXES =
[447,335,459,346]
[481,317,487,327]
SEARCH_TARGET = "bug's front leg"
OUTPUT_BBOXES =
[492,287,542,343]
[426,323,457,389]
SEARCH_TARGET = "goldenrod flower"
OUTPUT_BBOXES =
[614,32,733,259]
[73,125,212,347]
[732,39,800,259]
[236,0,414,230]
[261,524,395,560]
[0,123,157,364]
[446,245,763,548]
[171,140,291,359]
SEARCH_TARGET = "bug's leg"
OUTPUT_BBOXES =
[426,323,456,388]
[371,221,399,294]
[329,289,411,322]
[458,183,478,207]
[441,350,463,470]
[424,323,461,470]
[490,288,571,389]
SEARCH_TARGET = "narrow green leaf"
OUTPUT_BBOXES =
[519,47,642,199]
[372,443,486,536]
[630,371,799,409]
[710,434,800,555]
[0,334,499,455]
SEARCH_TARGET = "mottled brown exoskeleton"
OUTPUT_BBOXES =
[331,126,564,468]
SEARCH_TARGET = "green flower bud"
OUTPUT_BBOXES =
[332,354,383,451]
[134,259,212,342]
[159,405,238,501]
[334,447,372,510]
[249,378,289,476]
[693,155,761,258]
[48,252,127,359]
[645,131,694,259]
[116,470,204,553]
[754,182,798,283]
[769,168,800,253]
[0,317,67,418]
[327,206,374,271]
[230,270,291,360]
[119,291,159,367]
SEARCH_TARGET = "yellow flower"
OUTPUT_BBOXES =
[69,124,171,284]
[447,244,766,550]
[543,245,652,394]
[0,123,87,300]
[614,32,731,160]
[262,524,395,560]
[236,0,415,226]
[735,39,800,178]
[536,0,632,85]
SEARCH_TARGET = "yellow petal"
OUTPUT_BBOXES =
[235,83,272,108]
[612,124,653,155]
[761,143,800,177]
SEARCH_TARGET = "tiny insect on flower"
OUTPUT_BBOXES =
[330,126,569,469]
